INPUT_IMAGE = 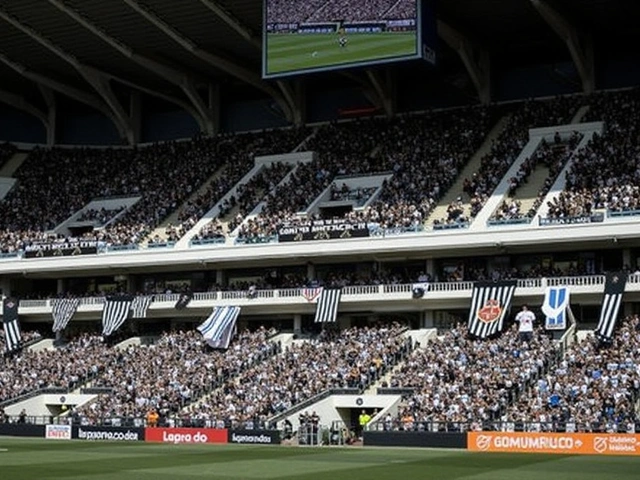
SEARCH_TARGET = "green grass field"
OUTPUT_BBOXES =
[265,32,417,75]
[0,438,639,480]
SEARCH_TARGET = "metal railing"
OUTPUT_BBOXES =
[16,273,640,310]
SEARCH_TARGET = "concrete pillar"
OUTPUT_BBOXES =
[0,278,11,297]
[293,314,302,335]
[129,91,142,145]
[56,278,66,294]
[422,310,435,328]
[216,269,227,288]
[306,263,316,282]
[425,259,435,280]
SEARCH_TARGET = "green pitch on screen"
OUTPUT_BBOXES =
[265,32,417,75]
[1,438,638,480]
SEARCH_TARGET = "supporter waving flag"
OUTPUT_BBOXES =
[101,295,134,337]
[595,272,627,339]
[2,297,22,353]
[51,297,81,333]
[467,280,517,339]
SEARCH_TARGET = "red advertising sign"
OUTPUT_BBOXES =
[145,427,228,444]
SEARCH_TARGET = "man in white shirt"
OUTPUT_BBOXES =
[515,304,536,342]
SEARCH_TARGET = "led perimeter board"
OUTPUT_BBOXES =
[263,0,436,79]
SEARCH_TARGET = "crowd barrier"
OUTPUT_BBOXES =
[145,427,227,444]
[363,431,640,456]
[1,424,281,446]
[5,424,640,456]
[0,423,45,437]
[468,432,640,456]
[363,431,466,449]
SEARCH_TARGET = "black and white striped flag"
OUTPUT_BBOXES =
[101,295,134,337]
[467,280,517,339]
[131,295,153,319]
[595,272,627,339]
[313,287,342,323]
[51,298,81,333]
[197,306,241,349]
[3,297,22,353]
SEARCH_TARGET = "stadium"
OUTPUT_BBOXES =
[0,0,639,478]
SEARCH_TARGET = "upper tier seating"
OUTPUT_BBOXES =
[545,89,640,220]
[0,128,308,253]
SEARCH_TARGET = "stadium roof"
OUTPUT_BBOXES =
[0,0,637,139]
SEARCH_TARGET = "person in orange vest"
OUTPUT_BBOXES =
[146,408,159,428]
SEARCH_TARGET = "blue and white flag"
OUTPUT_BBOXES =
[542,286,570,330]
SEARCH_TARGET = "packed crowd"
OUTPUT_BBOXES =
[0,334,119,402]
[545,89,640,220]
[383,322,557,429]
[459,96,584,222]
[0,128,308,253]
[76,206,126,226]
[382,0,417,20]
[197,161,292,239]
[76,327,278,424]
[266,0,325,24]
[504,315,640,432]
[306,0,414,22]
[182,323,411,428]
[0,329,42,355]
[329,184,378,207]
[237,107,492,240]
[441,259,599,283]
[489,132,582,223]
[267,0,415,24]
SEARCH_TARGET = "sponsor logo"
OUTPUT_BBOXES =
[477,299,502,323]
[77,428,140,441]
[162,431,209,444]
[230,433,273,444]
[594,437,608,454]
[468,432,640,456]
[45,424,71,440]
[145,427,227,444]
[475,435,491,451]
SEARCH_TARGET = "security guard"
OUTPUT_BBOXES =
[358,409,371,438]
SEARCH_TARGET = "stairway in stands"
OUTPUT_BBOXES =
[0,150,29,201]
[506,161,551,217]
[0,150,28,177]
[426,114,512,225]
[141,166,228,245]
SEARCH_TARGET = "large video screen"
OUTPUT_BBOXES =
[263,0,430,78]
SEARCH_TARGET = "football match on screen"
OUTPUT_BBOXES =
[264,0,421,76]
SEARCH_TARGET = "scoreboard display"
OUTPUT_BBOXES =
[263,0,436,78]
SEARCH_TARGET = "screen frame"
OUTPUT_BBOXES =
[262,0,425,79]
